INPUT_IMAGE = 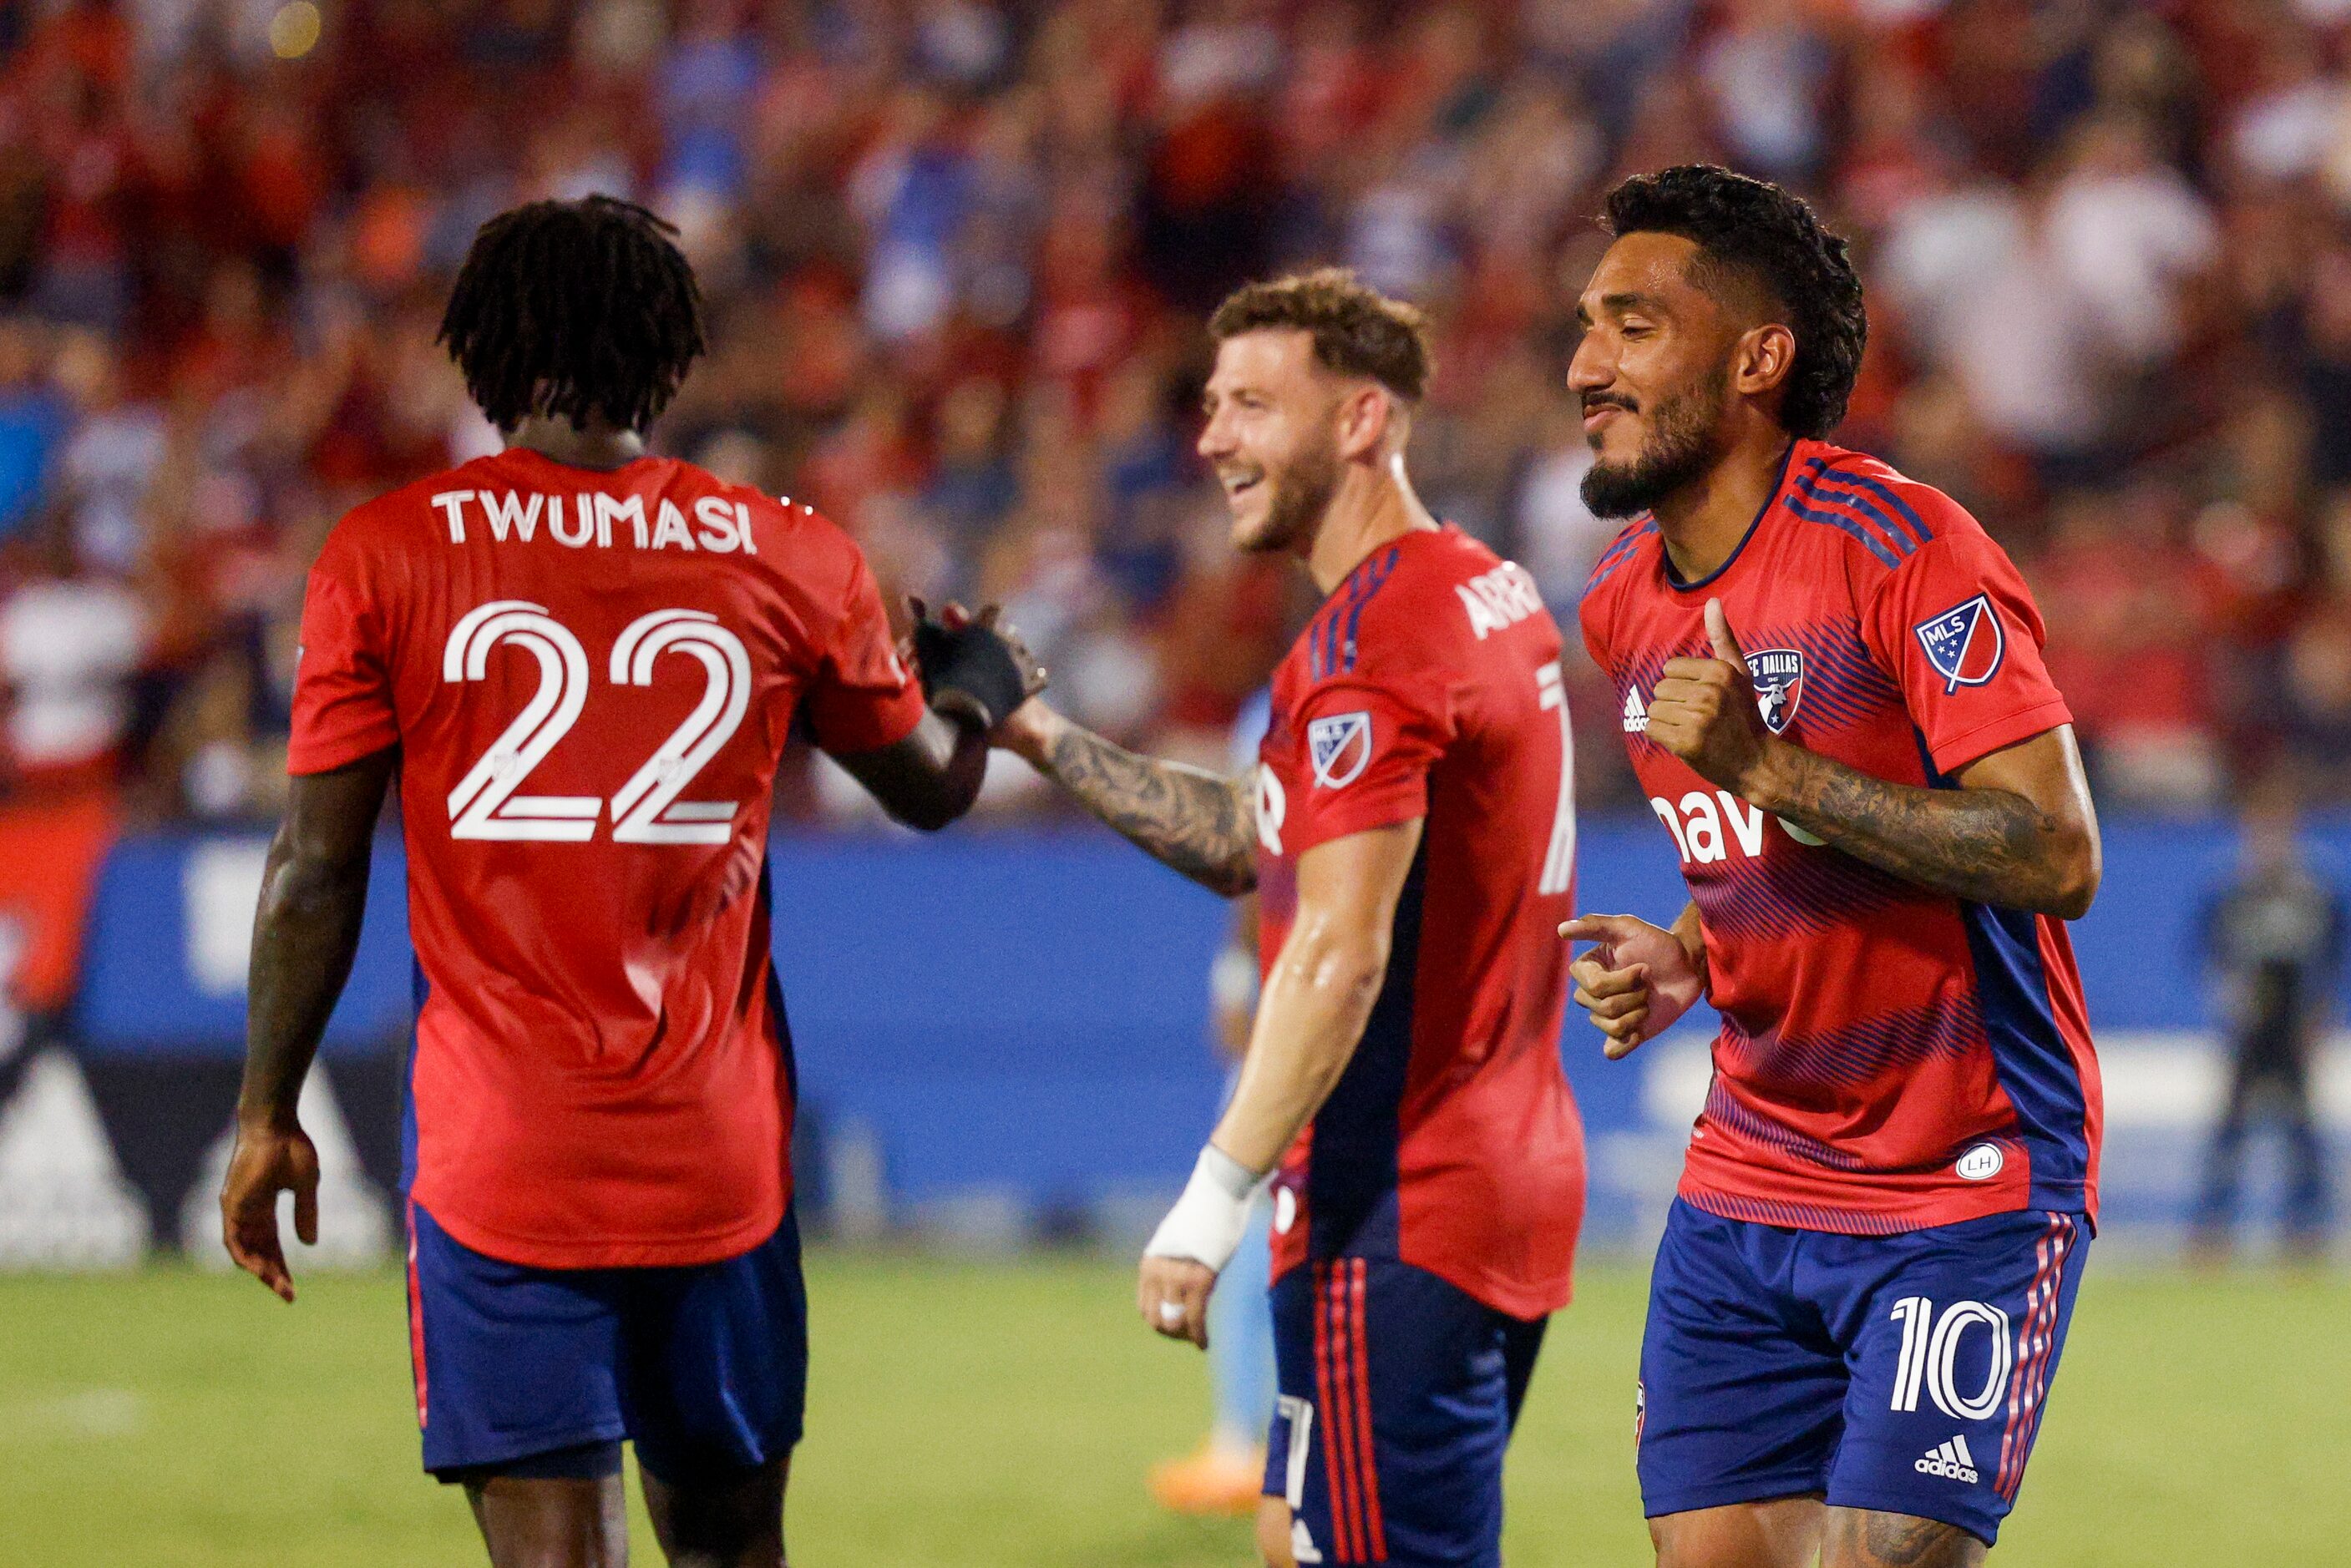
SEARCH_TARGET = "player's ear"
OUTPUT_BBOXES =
[1335,383,1391,463]
[1732,323,1796,402]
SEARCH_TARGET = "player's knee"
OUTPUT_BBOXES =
[1820,1509,1985,1568]
[1649,1513,1714,1568]
[1649,1500,1824,1568]
[1254,1497,1295,1568]
[642,1460,786,1568]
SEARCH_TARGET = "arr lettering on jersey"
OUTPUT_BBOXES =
[1456,561,1543,640]
[431,489,762,555]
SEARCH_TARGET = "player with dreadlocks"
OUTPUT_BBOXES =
[220,195,1038,1568]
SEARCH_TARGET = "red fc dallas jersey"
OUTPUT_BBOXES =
[1578,438,2102,1233]
[1257,524,1585,1320]
[289,446,924,1269]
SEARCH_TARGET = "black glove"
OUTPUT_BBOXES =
[912,615,1029,730]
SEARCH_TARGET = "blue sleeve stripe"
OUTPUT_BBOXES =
[1337,548,1401,674]
[1801,458,1933,549]
[1781,493,1903,570]
[1591,526,1645,573]
[1807,474,1928,552]
[1583,520,1657,594]
[1309,546,1402,679]
[1789,467,1918,559]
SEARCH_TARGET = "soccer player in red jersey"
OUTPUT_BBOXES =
[1564,167,2104,1568]
[217,197,1026,1568]
[992,271,1585,1568]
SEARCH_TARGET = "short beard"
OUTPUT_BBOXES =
[1580,365,1732,519]
[1234,443,1342,554]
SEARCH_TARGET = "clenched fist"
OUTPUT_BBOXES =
[1646,599,1776,797]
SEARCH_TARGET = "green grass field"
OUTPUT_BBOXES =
[0,1254,2343,1566]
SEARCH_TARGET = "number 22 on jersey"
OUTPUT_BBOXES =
[442,600,751,845]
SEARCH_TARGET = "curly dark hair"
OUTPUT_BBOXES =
[1600,165,1866,439]
[1208,268,1434,402]
[438,195,707,434]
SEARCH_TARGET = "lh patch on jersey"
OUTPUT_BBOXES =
[1914,594,2005,694]
[1307,711,1373,788]
[1744,648,1803,734]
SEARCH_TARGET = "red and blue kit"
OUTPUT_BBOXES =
[1579,438,2098,1543]
[1253,524,1584,1568]
[291,446,921,1478]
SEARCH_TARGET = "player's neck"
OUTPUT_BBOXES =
[1303,456,1439,594]
[505,415,648,472]
[1652,433,1796,584]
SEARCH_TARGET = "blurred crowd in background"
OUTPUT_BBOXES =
[6,0,2351,827]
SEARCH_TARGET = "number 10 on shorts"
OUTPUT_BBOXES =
[1887,1296,2014,1421]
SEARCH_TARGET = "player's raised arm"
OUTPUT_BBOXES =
[1649,598,2101,919]
[221,745,397,1302]
[1138,817,1421,1346]
[832,709,993,832]
[994,695,1259,898]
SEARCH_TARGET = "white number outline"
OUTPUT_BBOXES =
[439,603,755,846]
[608,609,752,844]
[442,602,599,841]
[1537,660,1577,895]
[1889,1296,2014,1421]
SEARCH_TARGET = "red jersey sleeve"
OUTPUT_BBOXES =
[1862,521,2072,776]
[287,531,399,775]
[1278,668,1454,858]
[803,548,925,756]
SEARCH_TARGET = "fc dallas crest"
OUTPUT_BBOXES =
[1744,648,1803,735]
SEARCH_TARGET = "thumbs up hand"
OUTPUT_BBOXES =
[1646,599,1780,797]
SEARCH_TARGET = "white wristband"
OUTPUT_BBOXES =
[1143,1145,1261,1272]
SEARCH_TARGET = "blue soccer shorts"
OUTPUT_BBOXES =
[406,1201,808,1484]
[1263,1257,1548,1567]
[1637,1198,2090,1545]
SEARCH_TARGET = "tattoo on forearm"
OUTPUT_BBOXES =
[1774,752,2075,915]
[1044,724,1257,896]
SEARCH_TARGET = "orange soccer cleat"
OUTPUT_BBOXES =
[1148,1437,1268,1518]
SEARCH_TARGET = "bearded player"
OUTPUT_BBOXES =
[993,271,1584,1568]
[218,197,1030,1568]
[1565,165,2103,1568]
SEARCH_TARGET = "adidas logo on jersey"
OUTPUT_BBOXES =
[1621,687,1648,733]
[1915,1435,1979,1484]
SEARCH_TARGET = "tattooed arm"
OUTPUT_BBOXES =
[1754,728,2100,919]
[1648,600,2100,920]
[996,698,1258,897]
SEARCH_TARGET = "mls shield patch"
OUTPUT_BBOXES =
[1913,594,2006,694]
[1744,648,1804,735]
[1307,711,1373,788]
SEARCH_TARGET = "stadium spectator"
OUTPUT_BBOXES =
[2,0,2351,821]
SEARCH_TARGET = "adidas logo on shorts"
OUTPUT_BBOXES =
[1915,1435,1980,1485]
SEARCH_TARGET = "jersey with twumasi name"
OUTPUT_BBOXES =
[1255,524,1586,1321]
[289,445,925,1271]
[1578,438,2103,1234]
